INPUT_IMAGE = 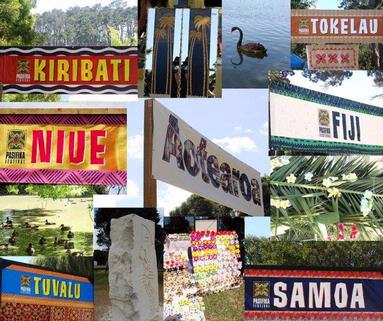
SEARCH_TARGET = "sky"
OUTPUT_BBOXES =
[245,217,271,238]
[314,0,340,9]
[288,71,383,108]
[32,0,136,14]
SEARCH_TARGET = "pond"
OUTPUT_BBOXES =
[223,0,291,88]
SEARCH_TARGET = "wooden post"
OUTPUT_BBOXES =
[144,99,157,208]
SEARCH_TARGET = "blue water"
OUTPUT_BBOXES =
[223,0,291,88]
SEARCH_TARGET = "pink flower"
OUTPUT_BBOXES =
[327,235,333,241]
[338,223,346,232]
[338,234,345,240]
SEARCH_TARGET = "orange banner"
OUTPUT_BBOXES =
[292,9,383,43]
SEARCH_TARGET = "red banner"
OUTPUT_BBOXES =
[0,47,137,94]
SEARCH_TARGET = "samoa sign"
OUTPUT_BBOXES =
[292,10,383,44]
[152,100,264,216]
[244,267,383,320]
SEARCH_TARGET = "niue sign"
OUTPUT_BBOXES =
[292,10,383,44]
[151,100,264,216]
[0,47,137,94]
[0,111,127,185]
[244,267,383,320]
[269,81,383,155]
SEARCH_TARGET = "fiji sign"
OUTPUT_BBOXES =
[1,264,94,309]
[0,112,127,185]
[269,81,383,155]
[0,47,137,94]
[244,267,383,320]
[152,100,264,216]
[292,10,383,43]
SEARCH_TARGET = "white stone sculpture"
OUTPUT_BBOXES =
[109,214,160,321]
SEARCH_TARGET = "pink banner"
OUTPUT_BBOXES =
[306,45,359,70]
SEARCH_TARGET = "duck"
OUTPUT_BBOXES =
[26,243,35,256]
[231,27,267,55]
[60,224,71,232]
[8,236,16,245]
[39,237,47,245]
[67,230,74,239]
[45,219,56,226]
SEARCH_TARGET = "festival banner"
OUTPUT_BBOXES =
[244,267,383,320]
[306,45,359,70]
[291,9,383,44]
[0,47,137,94]
[0,112,127,185]
[152,100,264,216]
[188,8,212,97]
[1,264,94,309]
[269,81,383,154]
[150,9,175,96]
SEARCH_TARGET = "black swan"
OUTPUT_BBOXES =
[231,26,267,55]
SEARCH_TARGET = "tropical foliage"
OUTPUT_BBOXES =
[270,156,383,241]
[245,237,383,268]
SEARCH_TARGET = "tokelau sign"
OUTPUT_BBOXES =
[292,9,383,44]
[152,100,264,216]
[269,81,383,155]
[0,47,137,94]
[244,267,383,320]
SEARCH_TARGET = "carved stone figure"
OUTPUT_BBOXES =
[109,214,160,321]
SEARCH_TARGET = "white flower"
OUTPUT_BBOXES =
[329,176,338,182]
[360,196,373,217]
[327,187,342,198]
[341,173,358,182]
[271,157,290,172]
[363,190,373,200]
[322,178,333,188]
[286,174,296,184]
[271,198,281,208]
[304,172,314,182]
[280,200,291,209]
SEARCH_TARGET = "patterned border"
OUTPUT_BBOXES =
[307,45,359,70]
[269,81,383,117]
[0,114,126,125]
[0,169,127,186]
[270,136,383,154]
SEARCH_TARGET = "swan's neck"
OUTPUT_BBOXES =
[237,29,243,47]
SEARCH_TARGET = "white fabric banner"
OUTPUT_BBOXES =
[152,100,264,216]
[270,91,383,150]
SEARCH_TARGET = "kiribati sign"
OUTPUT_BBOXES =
[269,81,383,155]
[292,10,383,43]
[0,47,137,94]
[0,112,127,185]
[306,45,359,70]
[244,267,383,320]
[152,100,264,216]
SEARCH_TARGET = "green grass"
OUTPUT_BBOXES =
[204,285,244,321]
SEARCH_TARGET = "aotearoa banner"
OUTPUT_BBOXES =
[269,81,383,154]
[1,263,94,309]
[306,45,359,70]
[244,267,383,320]
[0,112,127,185]
[0,47,137,94]
[152,100,264,216]
[291,9,383,44]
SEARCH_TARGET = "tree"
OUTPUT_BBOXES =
[170,194,233,217]
[270,156,383,241]
[0,0,37,45]
[94,208,166,267]
[245,238,383,268]
[291,0,316,9]
[33,256,94,281]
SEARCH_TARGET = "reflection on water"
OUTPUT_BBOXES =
[223,0,290,88]
[231,49,267,66]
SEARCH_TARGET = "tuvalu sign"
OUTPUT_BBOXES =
[0,112,127,185]
[0,47,137,94]
[152,100,264,216]
[244,267,383,319]
[292,9,383,44]
[269,81,383,155]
